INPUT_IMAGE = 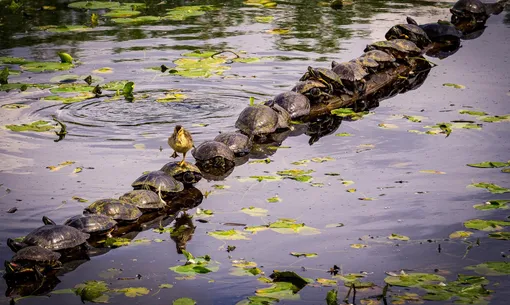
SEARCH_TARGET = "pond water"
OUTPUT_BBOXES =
[0,0,509,304]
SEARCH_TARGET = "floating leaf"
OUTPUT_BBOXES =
[459,109,488,116]
[341,180,354,186]
[73,167,83,174]
[158,284,173,289]
[468,182,510,194]
[488,232,510,240]
[502,168,510,173]
[266,28,290,35]
[212,184,229,190]
[419,170,446,174]
[480,115,510,123]
[157,92,187,103]
[464,219,510,231]
[335,132,353,137]
[113,287,149,298]
[346,188,356,193]
[267,195,281,203]
[254,16,274,23]
[2,103,30,109]
[311,157,334,163]
[68,1,121,10]
[269,218,320,235]
[290,252,317,258]
[277,169,313,182]
[104,10,141,18]
[449,231,473,239]
[5,120,54,132]
[473,199,509,210]
[391,293,423,305]
[43,92,96,104]
[0,56,27,64]
[326,288,338,305]
[21,61,73,72]
[350,244,367,249]
[256,282,300,300]
[384,272,445,287]
[358,197,375,201]
[388,233,410,241]
[74,280,109,303]
[244,225,270,233]
[72,196,88,203]
[173,297,197,305]
[403,115,425,122]
[443,83,465,89]
[46,161,75,171]
[467,161,509,168]
[208,229,250,240]
[465,261,510,276]
[317,278,337,286]
[230,261,262,277]
[169,255,219,275]
[241,207,268,217]
[112,16,161,24]
[378,123,398,129]
[93,67,113,74]
[165,5,216,21]
[331,108,368,120]
[103,237,131,247]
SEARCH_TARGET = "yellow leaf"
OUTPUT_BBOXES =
[419,170,446,174]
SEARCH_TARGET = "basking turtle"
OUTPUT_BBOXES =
[265,91,310,119]
[385,23,432,49]
[364,39,422,60]
[300,66,345,93]
[213,132,253,156]
[360,50,396,69]
[349,57,379,74]
[291,80,332,103]
[4,246,62,277]
[191,140,236,174]
[160,161,203,184]
[7,222,90,252]
[331,61,368,96]
[450,0,488,23]
[84,199,142,222]
[407,17,462,43]
[132,170,184,194]
[270,103,291,130]
[235,105,281,136]
[64,215,117,235]
[120,189,167,210]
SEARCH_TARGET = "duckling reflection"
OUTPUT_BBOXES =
[170,213,196,254]
[168,125,194,166]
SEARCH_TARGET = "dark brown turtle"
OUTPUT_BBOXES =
[385,23,432,49]
[63,215,117,236]
[235,105,280,136]
[4,246,62,277]
[364,39,422,60]
[213,132,253,156]
[331,61,368,96]
[360,50,396,69]
[191,140,236,175]
[450,0,488,23]
[84,199,142,222]
[300,66,345,93]
[265,91,310,119]
[119,189,167,210]
[160,161,203,184]
[132,170,184,193]
[406,17,462,43]
[291,80,332,103]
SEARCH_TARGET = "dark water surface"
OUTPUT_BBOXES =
[0,0,509,304]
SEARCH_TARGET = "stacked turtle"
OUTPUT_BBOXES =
[3,0,504,285]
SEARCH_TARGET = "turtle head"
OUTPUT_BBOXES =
[7,238,24,252]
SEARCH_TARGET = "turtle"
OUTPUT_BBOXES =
[265,91,310,119]
[331,61,369,96]
[385,23,432,49]
[407,17,462,43]
[84,199,143,222]
[7,222,90,252]
[4,246,62,278]
[291,80,332,103]
[349,56,379,74]
[364,39,422,60]
[450,0,488,24]
[63,215,117,236]
[191,140,236,174]
[213,132,253,156]
[132,170,184,194]
[360,50,396,69]
[160,161,203,184]
[119,189,167,210]
[235,105,280,136]
[300,66,345,93]
[269,103,291,130]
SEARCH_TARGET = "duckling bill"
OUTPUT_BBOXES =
[168,125,194,166]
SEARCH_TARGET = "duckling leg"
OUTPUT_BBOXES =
[171,151,178,158]
[179,152,187,166]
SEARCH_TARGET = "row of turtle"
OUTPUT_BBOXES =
[3,0,506,282]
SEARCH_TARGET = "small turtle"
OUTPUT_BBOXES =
[132,170,184,194]
[265,91,310,119]
[291,80,332,103]
[120,189,167,210]
[160,161,203,184]
[213,132,253,156]
[270,103,291,130]
[385,23,432,49]
[450,0,487,23]
[331,61,368,96]
[360,50,396,69]
[64,215,117,235]
[235,105,280,136]
[4,246,62,277]
[350,56,379,73]
[84,199,142,222]
[407,17,462,43]
[300,66,345,93]
[364,39,422,60]
[191,140,236,173]
[7,222,90,252]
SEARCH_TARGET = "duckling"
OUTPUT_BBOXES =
[168,125,194,166]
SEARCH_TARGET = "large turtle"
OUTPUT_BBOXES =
[331,61,368,96]
[120,189,167,210]
[364,39,422,60]
[7,222,90,252]
[407,17,462,43]
[213,132,253,156]
[84,199,142,222]
[385,23,432,49]
[450,0,488,23]
[360,50,396,69]
[235,105,281,136]
[191,140,236,176]
[4,246,62,278]
[132,170,184,194]
[160,161,203,184]
[64,215,117,236]
[265,91,310,119]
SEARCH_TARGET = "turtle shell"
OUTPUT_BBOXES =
[266,91,310,119]
[22,225,90,251]
[364,40,422,59]
[418,22,462,42]
[361,50,396,63]
[291,80,330,103]
[350,57,379,69]
[131,170,184,193]
[84,199,142,221]
[303,67,344,89]
[64,215,117,234]
[192,141,235,162]
[160,161,203,184]
[332,62,368,81]
[213,132,253,156]
[385,24,432,49]
[11,246,61,263]
[269,103,291,130]
[451,0,486,16]
[235,105,279,135]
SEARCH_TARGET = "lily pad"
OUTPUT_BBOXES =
[21,61,73,72]
[276,169,313,182]
[331,108,368,120]
[388,233,410,241]
[247,175,282,182]
[173,297,197,305]
[350,244,368,249]
[171,57,229,78]
[241,207,268,217]
[156,92,187,103]
[208,229,250,240]
[449,231,473,239]
[104,10,141,18]
[266,28,290,35]
[443,83,465,89]
[93,67,113,74]
[113,287,149,297]
[473,199,509,210]
[43,92,96,104]
[459,109,488,116]
[480,115,510,123]
[169,254,219,275]
[158,284,173,289]
[112,16,162,24]
[467,161,509,168]
[256,282,300,300]
[468,182,510,194]
[236,296,279,305]
[5,120,55,132]
[488,232,510,240]
[0,56,27,64]
[290,252,317,258]
[42,25,92,33]
[74,280,109,303]
[268,218,320,235]
[384,272,445,287]
[316,278,337,286]
[50,83,95,93]
[254,16,274,23]
[165,5,216,21]
[335,132,353,137]
[403,115,425,122]
[267,195,281,203]
[465,261,510,276]
[68,1,121,10]
[463,219,510,231]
